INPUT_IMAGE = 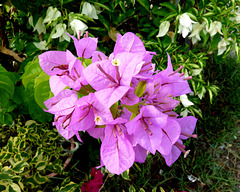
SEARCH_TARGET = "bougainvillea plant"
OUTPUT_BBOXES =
[39,32,197,175]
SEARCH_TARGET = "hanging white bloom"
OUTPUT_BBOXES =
[178,13,196,38]
[43,6,61,24]
[81,2,98,19]
[189,22,203,44]
[191,68,202,76]
[28,16,46,35]
[70,19,88,39]
[230,6,240,24]
[230,14,240,24]
[51,23,70,42]
[197,87,206,100]
[217,38,232,55]
[180,108,190,117]
[33,40,48,50]
[180,94,194,107]
[156,21,170,37]
[206,21,223,37]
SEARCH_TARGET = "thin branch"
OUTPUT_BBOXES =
[0,46,25,63]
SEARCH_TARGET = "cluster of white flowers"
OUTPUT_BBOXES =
[156,12,237,56]
[30,2,98,50]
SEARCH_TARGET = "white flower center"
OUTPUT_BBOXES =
[94,116,102,123]
[111,58,121,66]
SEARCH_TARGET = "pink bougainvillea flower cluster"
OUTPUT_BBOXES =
[39,32,197,175]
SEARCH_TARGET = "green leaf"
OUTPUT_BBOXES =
[12,161,29,173]
[121,169,130,180]
[129,185,136,192]
[210,33,221,51]
[0,173,14,180]
[98,15,110,31]
[152,7,168,16]
[123,104,139,114]
[33,173,48,184]
[34,71,52,109]
[110,102,118,119]
[0,74,15,97]
[139,188,145,192]
[36,161,47,171]
[136,0,149,11]
[222,25,228,40]
[93,2,111,11]
[160,12,178,22]
[2,113,13,125]
[59,182,79,192]
[9,183,21,192]
[160,2,177,12]
[130,113,137,121]
[160,187,166,192]
[152,187,157,192]
[135,81,147,97]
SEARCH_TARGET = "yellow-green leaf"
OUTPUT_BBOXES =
[134,81,147,97]
[121,169,130,180]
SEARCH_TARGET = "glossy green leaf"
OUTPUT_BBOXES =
[121,169,130,180]
[160,2,177,12]
[135,81,147,97]
[59,182,79,192]
[129,185,136,192]
[12,161,29,173]
[123,104,139,114]
[33,173,48,184]
[34,71,52,109]
[98,15,110,31]
[136,0,149,11]
[9,182,21,192]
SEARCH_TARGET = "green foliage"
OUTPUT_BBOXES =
[21,58,53,122]
[0,120,69,191]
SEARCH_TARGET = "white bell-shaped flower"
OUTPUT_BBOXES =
[156,21,170,37]
[217,38,232,55]
[33,40,48,50]
[178,13,196,38]
[43,6,61,24]
[180,94,194,107]
[70,19,88,39]
[51,23,70,42]
[81,2,98,19]
[189,22,203,44]
[206,21,223,37]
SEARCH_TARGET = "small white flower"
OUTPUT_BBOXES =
[29,16,46,35]
[94,116,102,123]
[81,2,98,19]
[180,108,190,117]
[70,19,88,39]
[197,87,206,100]
[178,13,196,38]
[111,58,121,66]
[33,40,48,50]
[187,175,197,182]
[217,38,232,55]
[43,7,61,24]
[191,68,202,76]
[156,21,170,37]
[206,21,223,37]
[189,22,203,44]
[180,94,194,107]
[51,23,70,42]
